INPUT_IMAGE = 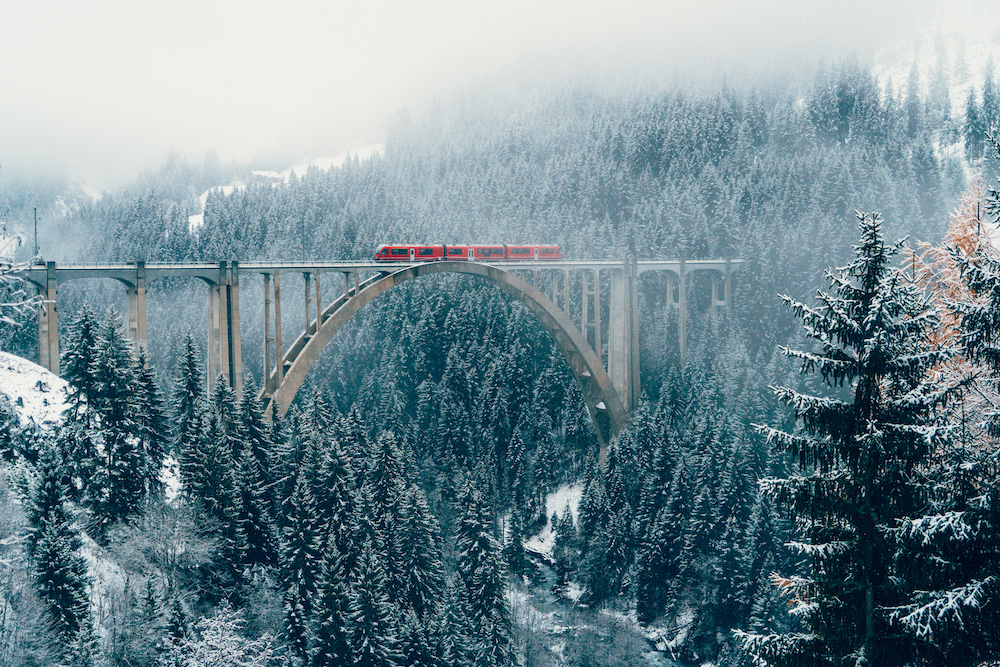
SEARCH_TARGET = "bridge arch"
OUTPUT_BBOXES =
[260,261,628,459]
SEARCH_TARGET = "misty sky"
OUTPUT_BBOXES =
[0,0,953,185]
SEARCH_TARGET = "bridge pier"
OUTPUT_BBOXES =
[608,260,640,411]
[262,272,284,395]
[711,259,732,326]
[37,261,59,375]
[664,260,688,365]
[207,261,242,395]
[126,261,148,359]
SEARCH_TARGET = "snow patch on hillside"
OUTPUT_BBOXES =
[187,183,247,232]
[525,482,583,559]
[281,143,384,182]
[187,143,384,231]
[871,4,1000,116]
[0,352,67,432]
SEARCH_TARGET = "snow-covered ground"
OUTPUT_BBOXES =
[187,183,247,232]
[280,143,384,182]
[0,351,67,432]
[870,3,999,116]
[524,481,583,559]
[187,143,384,231]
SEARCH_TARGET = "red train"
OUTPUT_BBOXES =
[373,244,562,262]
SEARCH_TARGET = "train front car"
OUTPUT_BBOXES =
[375,244,562,261]
[373,244,407,261]
[373,244,446,261]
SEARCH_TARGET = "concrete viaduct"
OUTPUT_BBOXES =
[20,258,739,460]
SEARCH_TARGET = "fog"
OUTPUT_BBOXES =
[0,0,958,186]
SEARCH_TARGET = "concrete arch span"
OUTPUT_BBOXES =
[260,261,628,460]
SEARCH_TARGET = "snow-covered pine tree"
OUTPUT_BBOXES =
[350,539,401,667]
[964,87,987,163]
[395,485,445,621]
[308,544,353,667]
[454,485,512,664]
[235,442,276,568]
[57,306,101,501]
[891,153,1000,663]
[26,448,98,665]
[89,311,146,533]
[738,212,957,666]
[432,578,476,667]
[134,347,168,502]
[61,304,99,411]
[281,471,324,660]
[171,332,204,455]
[237,376,273,489]
[173,333,207,500]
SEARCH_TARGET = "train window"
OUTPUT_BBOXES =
[390,248,408,256]
[512,248,530,255]
[418,248,434,256]
[448,248,463,255]
[542,249,555,254]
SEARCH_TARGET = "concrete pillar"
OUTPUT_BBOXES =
[274,272,284,385]
[678,259,687,365]
[208,281,220,391]
[228,261,242,395]
[343,272,350,299]
[583,269,596,352]
[263,273,273,395]
[38,300,49,372]
[42,262,59,375]
[561,269,569,313]
[207,261,230,393]
[594,270,601,364]
[608,266,632,410]
[711,273,720,326]
[303,272,312,335]
[724,258,732,310]
[315,272,323,326]
[629,257,640,409]
[126,261,148,359]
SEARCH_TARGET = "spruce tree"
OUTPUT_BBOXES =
[172,332,204,457]
[739,213,957,666]
[134,348,168,502]
[27,449,98,665]
[454,485,512,664]
[57,306,101,501]
[309,544,353,667]
[281,472,324,660]
[89,311,146,532]
[395,486,445,621]
[61,304,99,411]
[350,540,400,667]
[964,87,987,163]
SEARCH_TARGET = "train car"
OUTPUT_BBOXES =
[373,243,562,262]
[504,244,562,260]
[373,244,446,261]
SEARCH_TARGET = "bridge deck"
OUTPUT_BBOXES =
[18,258,742,285]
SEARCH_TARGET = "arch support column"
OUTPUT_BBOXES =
[666,259,687,365]
[608,260,640,411]
[37,261,59,375]
[207,261,242,394]
[126,261,148,358]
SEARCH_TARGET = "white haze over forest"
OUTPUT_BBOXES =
[0,0,969,187]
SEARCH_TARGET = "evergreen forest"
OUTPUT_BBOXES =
[2,55,1000,666]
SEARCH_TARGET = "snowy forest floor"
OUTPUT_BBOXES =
[513,484,681,667]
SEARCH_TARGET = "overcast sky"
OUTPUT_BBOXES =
[0,0,962,185]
